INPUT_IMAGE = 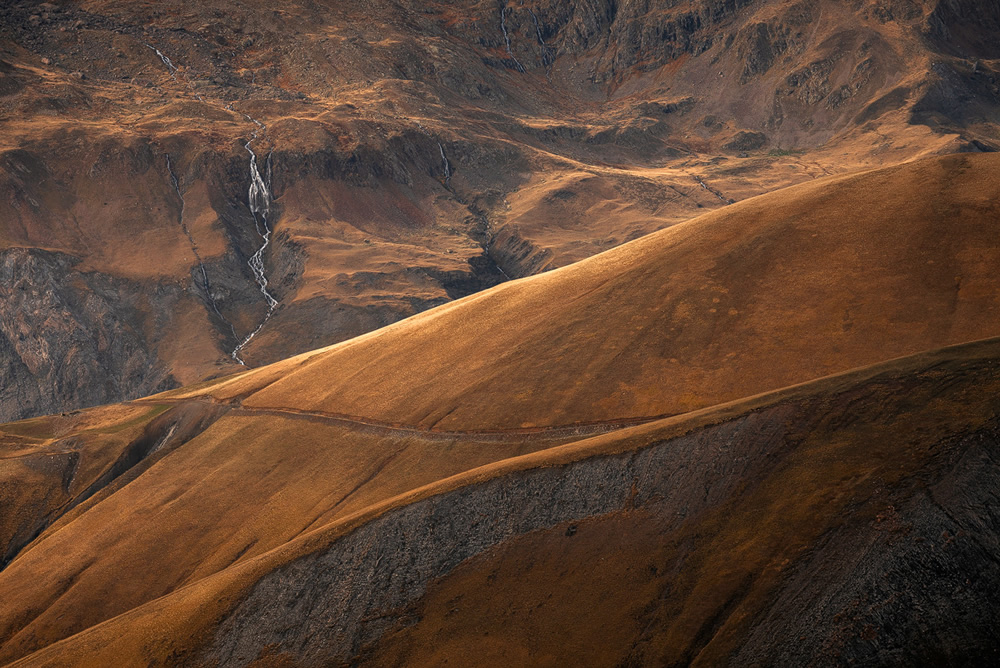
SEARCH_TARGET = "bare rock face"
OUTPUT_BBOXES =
[202,360,1000,667]
[737,21,795,83]
[0,248,176,423]
[724,130,768,151]
[926,0,1000,58]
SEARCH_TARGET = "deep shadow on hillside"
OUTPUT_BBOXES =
[10,336,1000,667]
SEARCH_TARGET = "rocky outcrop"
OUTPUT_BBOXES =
[488,224,555,278]
[0,248,178,423]
[738,22,791,82]
[465,0,756,81]
[206,409,793,666]
[0,58,23,97]
[911,59,1000,129]
[925,0,1000,59]
[723,130,768,151]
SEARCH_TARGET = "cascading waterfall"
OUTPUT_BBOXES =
[143,42,204,100]
[500,6,525,73]
[145,41,279,365]
[165,155,239,343]
[528,9,551,68]
[144,43,177,79]
[231,119,279,365]
[438,142,452,185]
[415,122,453,186]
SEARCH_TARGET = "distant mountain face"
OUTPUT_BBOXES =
[0,0,997,421]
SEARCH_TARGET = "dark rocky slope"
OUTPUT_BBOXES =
[205,340,1000,667]
[0,248,174,423]
[9,337,1000,667]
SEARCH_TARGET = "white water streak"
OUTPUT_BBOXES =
[145,43,177,76]
[695,176,732,204]
[144,42,204,100]
[528,9,551,67]
[438,142,452,184]
[231,119,279,365]
[145,43,277,364]
[500,6,525,73]
[149,423,177,456]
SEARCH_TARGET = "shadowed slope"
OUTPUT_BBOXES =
[12,336,1000,667]
[0,406,583,664]
[173,152,1000,430]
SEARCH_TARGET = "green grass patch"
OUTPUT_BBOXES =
[82,404,173,435]
[768,147,806,157]
[0,416,58,440]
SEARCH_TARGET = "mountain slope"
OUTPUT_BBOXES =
[0,152,999,664]
[2,0,999,421]
[172,151,1000,429]
[11,336,1000,667]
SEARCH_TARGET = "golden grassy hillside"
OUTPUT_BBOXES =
[169,152,1000,429]
[3,0,997,423]
[11,336,1000,666]
[1,152,999,665]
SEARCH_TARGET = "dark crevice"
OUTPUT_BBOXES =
[0,402,228,572]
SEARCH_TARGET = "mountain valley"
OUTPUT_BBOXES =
[2,1,1000,665]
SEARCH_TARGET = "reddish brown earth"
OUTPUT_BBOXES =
[4,1,1000,665]
[0,154,999,665]
[1,0,999,421]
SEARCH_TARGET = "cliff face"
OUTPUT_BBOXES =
[1,0,999,422]
[0,248,177,423]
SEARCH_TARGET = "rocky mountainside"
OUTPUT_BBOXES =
[1,0,998,421]
[0,153,998,665]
